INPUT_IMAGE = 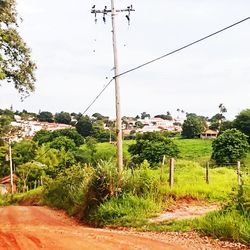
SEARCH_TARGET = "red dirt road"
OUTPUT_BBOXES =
[0,206,248,250]
[0,206,186,250]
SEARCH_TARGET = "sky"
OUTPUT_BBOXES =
[1,0,250,120]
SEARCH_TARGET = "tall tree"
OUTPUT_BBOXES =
[0,0,36,96]
[75,116,93,137]
[234,109,250,143]
[54,112,71,124]
[141,112,150,119]
[37,111,54,123]
[182,114,207,139]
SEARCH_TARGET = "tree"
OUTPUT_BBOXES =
[212,129,249,164]
[33,128,84,146]
[155,113,173,121]
[75,116,93,137]
[128,132,179,166]
[182,115,206,139]
[52,128,84,146]
[16,162,44,192]
[37,111,54,123]
[0,0,36,96]
[54,112,71,124]
[33,129,52,145]
[140,112,150,119]
[234,109,250,143]
[86,137,97,164]
[0,145,8,176]
[12,140,37,165]
[50,136,76,152]
[0,115,12,139]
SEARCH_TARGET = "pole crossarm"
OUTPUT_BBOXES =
[91,4,135,24]
[91,9,135,14]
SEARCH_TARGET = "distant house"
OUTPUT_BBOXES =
[0,175,18,194]
[200,129,218,139]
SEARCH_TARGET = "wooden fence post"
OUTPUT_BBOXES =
[161,155,166,182]
[169,158,174,188]
[205,162,209,184]
[237,161,241,186]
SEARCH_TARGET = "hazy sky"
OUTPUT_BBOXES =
[1,0,250,119]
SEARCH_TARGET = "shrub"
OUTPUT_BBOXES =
[212,129,249,164]
[128,132,179,166]
[43,165,94,215]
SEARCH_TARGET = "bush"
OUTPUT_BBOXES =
[128,132,179,166]
[43,165,94,215]
[89,193,161,227]
[212,129,249,164]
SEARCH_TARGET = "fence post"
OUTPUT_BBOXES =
[169,158,174,188]
[237,161,241,186]
[205,162,209,184]
[161,155,166,182]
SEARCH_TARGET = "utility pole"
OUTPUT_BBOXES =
[91,2,135,175]
[8,138,14,194]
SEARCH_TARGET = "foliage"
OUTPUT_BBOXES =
[76,115,93,137]
[33,128,84,146]
[234,109,250,143]
[32,130,52,145]
[43,165,94,215]
[50,136,76,152]
[37,111,54,123]
[128,132,179,165]
[140,112,150,119]
[0,0,36,95]
[12,139,37,165]
[54,112,71,124]
[0,114,12,143]
[0,145,8,176]
[16,162,45,192]
[53,128,84,146]
[182,114,207,139]
[85,137,97,164]
[193,207,250,245]
[154,113,172,121]
[89,194,161,227]
[92,124,115,143]
[35,144,60,176]
[212,129,249,164]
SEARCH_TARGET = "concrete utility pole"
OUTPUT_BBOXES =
[91,2,135,174]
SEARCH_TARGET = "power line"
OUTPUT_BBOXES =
[82,78,114,115]
[83,16,250,114]
[116,16,250,78]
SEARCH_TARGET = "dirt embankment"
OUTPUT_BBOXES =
[0,206,248,250]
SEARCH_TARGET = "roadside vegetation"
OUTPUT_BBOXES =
[1,108,250,246]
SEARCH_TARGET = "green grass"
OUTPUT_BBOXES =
[167,160,238,201]
[89,193,162,227]
[174,138,213,163]
[145,208,250,246]
[0,187,43,206]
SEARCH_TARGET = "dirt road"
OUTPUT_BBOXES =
[0,206,248,250]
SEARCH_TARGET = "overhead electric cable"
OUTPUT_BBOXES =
[83,16,250,114]
[116,16,250,78]
[82,78,114,115]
